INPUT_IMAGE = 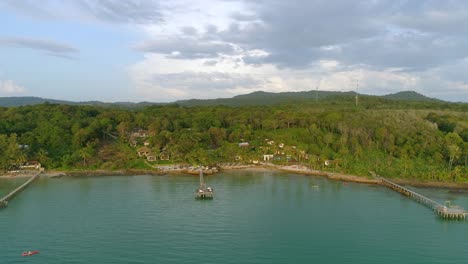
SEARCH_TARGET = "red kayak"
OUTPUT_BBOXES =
[22,250,39,256]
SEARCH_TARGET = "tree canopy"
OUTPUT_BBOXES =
[0,97,466,181]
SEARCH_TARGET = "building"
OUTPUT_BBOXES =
[132,129,149,138]
[137,147,151,157]
[147,155,157,162]
[263,154,274,161]
[238,142,250,148]
[159,153,170,161]
[19,161,42,170]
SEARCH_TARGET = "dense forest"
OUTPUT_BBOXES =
[0,95,466,182]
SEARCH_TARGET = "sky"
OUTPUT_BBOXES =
[0,0,468,102]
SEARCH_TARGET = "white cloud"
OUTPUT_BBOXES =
[0,80,26,94]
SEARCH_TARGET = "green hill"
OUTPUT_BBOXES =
[382,91,440,102]
[0,90,446,108]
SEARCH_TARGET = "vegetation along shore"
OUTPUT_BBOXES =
[0,91,466,186]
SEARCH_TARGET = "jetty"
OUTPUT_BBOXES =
[195,169,213,200]
[380,178,466,220]
[0,172,41,208]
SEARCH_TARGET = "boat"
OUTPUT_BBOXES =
[21,250,39,256]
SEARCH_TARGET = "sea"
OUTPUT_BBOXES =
[1,170,467,263]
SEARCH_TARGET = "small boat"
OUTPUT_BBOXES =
[22,250,39,256]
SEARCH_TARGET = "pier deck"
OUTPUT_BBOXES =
[0,172,40,208]
[380,178,466,220]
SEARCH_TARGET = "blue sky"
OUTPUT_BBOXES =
[0,0,468,102]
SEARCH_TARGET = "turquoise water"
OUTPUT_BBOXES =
[0,177,28,197]
[1,170,467,263]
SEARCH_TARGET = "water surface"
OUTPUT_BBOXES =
[1,171,467,263]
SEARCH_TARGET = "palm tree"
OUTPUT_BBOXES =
[78,146,93,167]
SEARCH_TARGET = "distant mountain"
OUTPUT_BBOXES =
[0,97,165,108]
[382,91,439,102]
[176,90,357,107]
[0,90,445,108]
[0,96,72,107]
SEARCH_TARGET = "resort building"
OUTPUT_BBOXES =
[137,147,151,157]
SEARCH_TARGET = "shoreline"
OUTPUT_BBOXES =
[2,164,468,189]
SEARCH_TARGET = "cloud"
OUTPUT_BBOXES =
[0,37,78,58]
[76,0,162,24]
[0,80,26,94]
[132,69,262,101]
[208,0,390,68]
[134,36,235,59]
[159,0,468,72]
[391,1,468,35]
[149,71,259,90]
[1,0,163,24]
[337,33,468,71]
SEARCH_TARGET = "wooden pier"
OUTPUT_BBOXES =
[380,178,466,220]
[195,169,213,200]
[0,172,41,208]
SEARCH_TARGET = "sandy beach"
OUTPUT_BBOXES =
[0,172,37,179]
[2,163,468,189]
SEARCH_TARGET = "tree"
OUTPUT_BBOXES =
[208,127,226,147]
[36,148,50,167]
[5,133,24,169]
[117,122,130,140]
[0,134,9,170]
[78,145,94,167]
[445,132,463,170]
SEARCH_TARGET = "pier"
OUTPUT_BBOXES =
[195,169,213,200]
[0,172,41,208]
[380,178,466,220]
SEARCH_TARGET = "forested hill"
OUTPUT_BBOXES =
[382,91,441,102]
[176,90,357,106]
[0,90,447,108]
[0,96,163,108]
[0,99,466,182]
